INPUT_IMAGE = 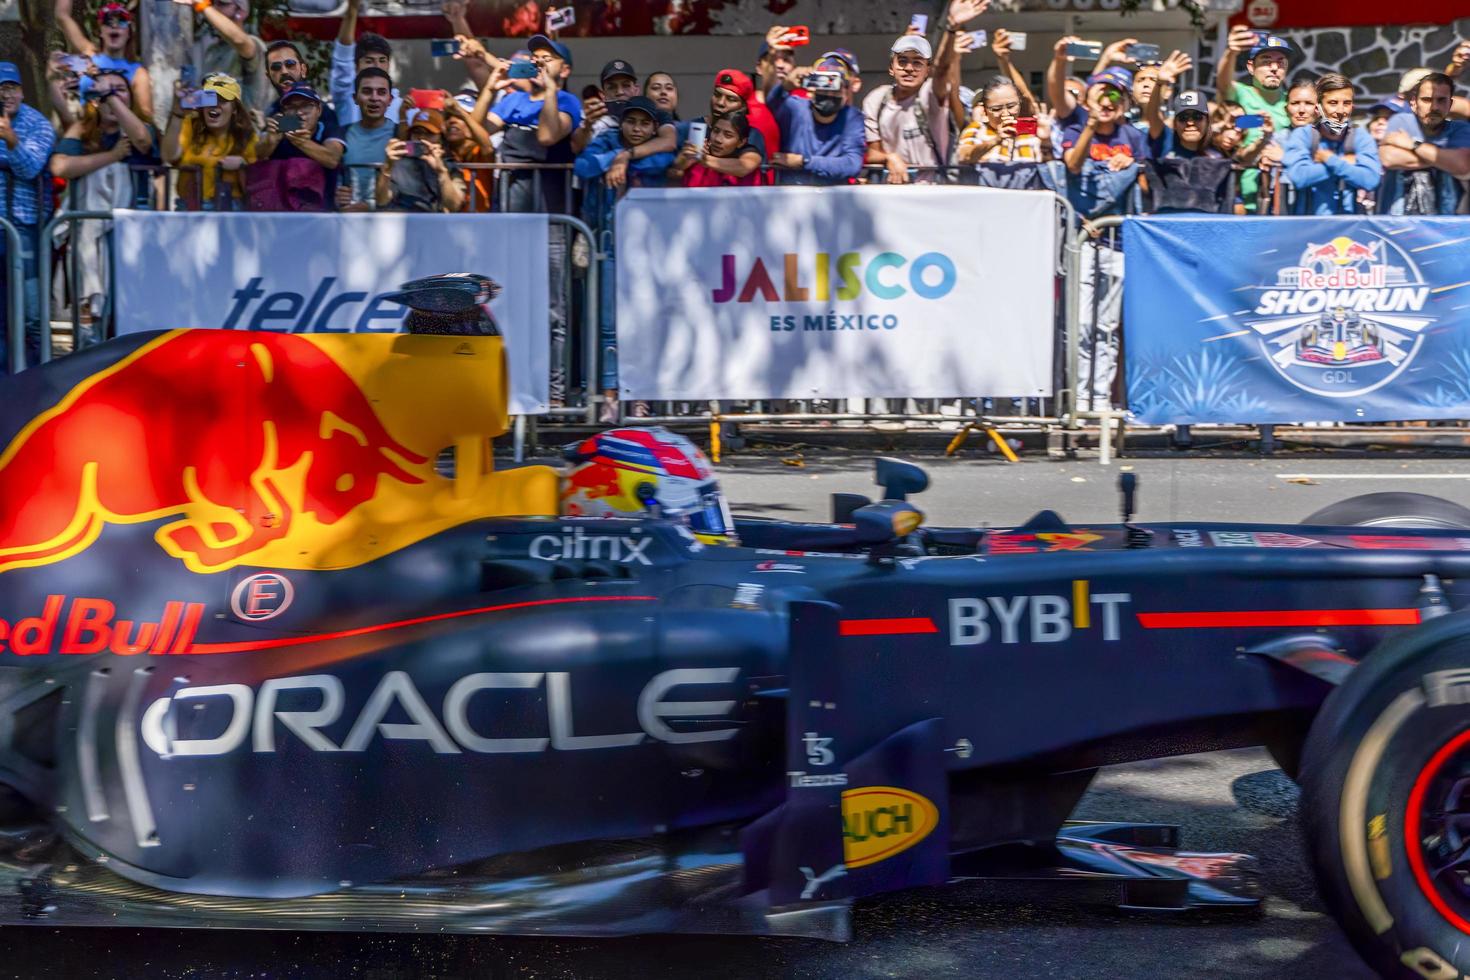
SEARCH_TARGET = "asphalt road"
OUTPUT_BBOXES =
[14,454,1466,979]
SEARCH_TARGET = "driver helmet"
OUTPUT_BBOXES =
[562,428,736,544]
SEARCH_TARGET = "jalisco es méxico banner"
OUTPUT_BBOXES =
[615,186,1057,401]
[1122,215,1470,425]
[113,211,551,415]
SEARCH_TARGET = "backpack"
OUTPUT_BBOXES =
[872,83,948,182]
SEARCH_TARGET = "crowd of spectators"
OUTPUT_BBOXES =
[4,0,1470,395]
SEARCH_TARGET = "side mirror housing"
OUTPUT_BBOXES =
[875,457,930,502]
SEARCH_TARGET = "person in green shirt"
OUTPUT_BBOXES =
[1214,26,1296,211]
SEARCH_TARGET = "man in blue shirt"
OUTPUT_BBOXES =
[1282,73,1381,215]
[1379,72,1470,214]
[766,58,865,186]
[0,62,56,372]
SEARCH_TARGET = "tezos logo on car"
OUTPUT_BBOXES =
[1247,235,1432,398]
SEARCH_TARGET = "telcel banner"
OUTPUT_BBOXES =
[615,186,1056,400]
[113,211,551,414]
[1124,215,1470,424]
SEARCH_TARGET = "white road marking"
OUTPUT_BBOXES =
[1275,473,1470,480]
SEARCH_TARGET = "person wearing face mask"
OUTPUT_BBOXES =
[764,58,866,185]
[1282,73,1380,215]
[54,0,153,120]
[52,70,157,338]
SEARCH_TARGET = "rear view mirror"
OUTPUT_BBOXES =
[875,457,929,501]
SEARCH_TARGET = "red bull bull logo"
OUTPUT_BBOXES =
[0,331,556,576]
[1287,237,1387,289]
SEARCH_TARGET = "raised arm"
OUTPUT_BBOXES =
[1146,51,1192,140]
[54,0,99,56]
[1216,25,1255,106]
[1048,36,1080,119]
[534,68,574,147]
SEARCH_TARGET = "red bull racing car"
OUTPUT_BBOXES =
[4,299,1470,978]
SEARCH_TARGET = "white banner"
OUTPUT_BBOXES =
[114,211,551,415]
[615,186,1056,400]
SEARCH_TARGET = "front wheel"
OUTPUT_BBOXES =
[1303,493,1470,531]
[1302,618,1470,977]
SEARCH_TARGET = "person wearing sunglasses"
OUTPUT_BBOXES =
[53,0,154,120]
[263,39,342,134]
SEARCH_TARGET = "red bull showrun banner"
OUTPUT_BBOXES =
[615,186,1056,401]
[112,212,551,415]
[1122,216,1470,425]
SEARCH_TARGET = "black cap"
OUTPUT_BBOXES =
[600,59,637,86]
[1172,89,1207,115]
[617,95,659,122]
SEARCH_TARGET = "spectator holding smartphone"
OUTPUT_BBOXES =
[765,58,865,185]
[958,77,1053,166]
[163,72,257,210]
[1379,72,1470,214]
[444,89,496,211]
[571,59,640,153]
[697,69,779,167]
[378,108,465,212]
[52,70,156,336]
[54,0,153,120]
[1282,73,1380,215]
[173,0,269,114]
[754,26,799,102]
[1215,28,1295,211]
[574,95,675,190]
[337,68,394,211]
[252,82,342,211]
[0,62,55,371]
[263,40,342,132]
[332,0,403,126]
[862,0,987,184]
[670,111,764,188]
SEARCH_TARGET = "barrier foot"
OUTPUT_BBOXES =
[945,423,976,457]
[986,427,1019,463]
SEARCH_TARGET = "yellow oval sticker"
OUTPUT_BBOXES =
[841,786,940,869]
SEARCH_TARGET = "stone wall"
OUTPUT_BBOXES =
[1269,19,1468,102]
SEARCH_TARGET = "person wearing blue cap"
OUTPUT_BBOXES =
[0,61,55,373]
[1216,25,1296,211]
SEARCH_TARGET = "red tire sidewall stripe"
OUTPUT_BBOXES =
[1405,726,1470,935]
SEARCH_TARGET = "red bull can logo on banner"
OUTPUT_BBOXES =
[1246,235,1433,398]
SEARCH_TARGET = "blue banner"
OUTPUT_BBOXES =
[1122,215,1470,424]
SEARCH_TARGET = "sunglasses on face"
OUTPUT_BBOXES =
[101,15,130,27]
[268,59,299,71]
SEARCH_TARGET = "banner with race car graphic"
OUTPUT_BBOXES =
[1123,215,1470,424]
[112,211,551,415]
[614,186,1057,400]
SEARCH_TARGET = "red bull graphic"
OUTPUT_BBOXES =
[0,331,429,575]
[1247,234,1432,398]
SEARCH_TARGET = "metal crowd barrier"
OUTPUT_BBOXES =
[0,214,26,372]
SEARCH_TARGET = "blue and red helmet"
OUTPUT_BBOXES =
[562,428,736,543]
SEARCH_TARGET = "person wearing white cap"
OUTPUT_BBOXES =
[861,0,988,184]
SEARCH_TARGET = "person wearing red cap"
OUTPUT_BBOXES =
[54,0,153,120]
[711,68,780,163]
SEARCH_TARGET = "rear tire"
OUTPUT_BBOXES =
[1301,616,1470,977]
[1303,493,1470,530]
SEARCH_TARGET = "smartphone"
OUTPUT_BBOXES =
[1127,42,1161,62]
[275,112,303,134]
[430,39,461,58]
[1014,116,1038,136]
[180,89,218,109]
[581,84,603,101]
[687,120,708,147]
[1234,113,1265,130]
[967,30,987,47]
[408,88,445,111]
[508,60,538,80]
[1065,40,1102,60]
[546,6,575,31]
[603,99,629,118]
[806,70,844,93]
[180,65,199,88]
[777,26,810,47]
[403,140,424,158]
[61,54,92,75]
[909,13,928,33]
[1009,31,1028,51]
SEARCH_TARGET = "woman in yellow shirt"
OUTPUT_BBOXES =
[957,77,1053,166]
[162,72,257,209]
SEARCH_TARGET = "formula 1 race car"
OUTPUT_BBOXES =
[4,321,1470,980]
